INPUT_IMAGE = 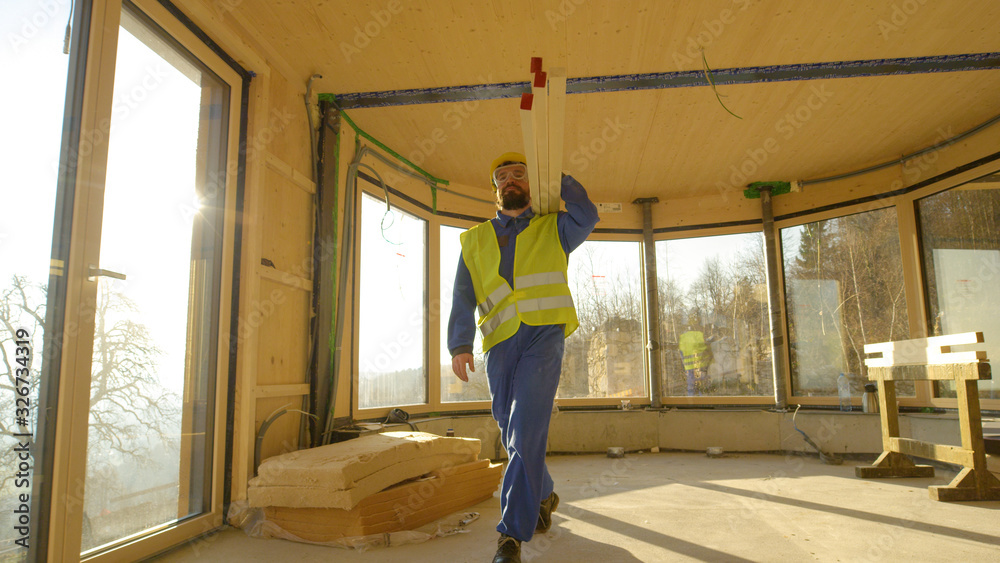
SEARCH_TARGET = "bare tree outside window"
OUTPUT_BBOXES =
[560,242,646,399]
[657,234,773,398]
[0,277,182,551]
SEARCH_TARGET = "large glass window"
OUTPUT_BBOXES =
[439,225,490,403]
[782,208,910,398]
[917,178,1000,399]
[657,233,773,397]
[80,5,230,553]
[0,0,72,557]
[559,241,645,399]
[358,193,427,408]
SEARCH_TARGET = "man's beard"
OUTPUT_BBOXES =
[498,184,530,210]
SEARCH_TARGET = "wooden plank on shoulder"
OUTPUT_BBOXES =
[519,92,540,215]
[532,70,549,215]
[547,67,566,214]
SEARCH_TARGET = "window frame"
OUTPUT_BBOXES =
[42,0,246,560]
[913,171,1000,405]
[653,227,776,405]
[346,153,1000,417]
[353,187,431,414]
[653,224,776,406]
[774,161,1000,411]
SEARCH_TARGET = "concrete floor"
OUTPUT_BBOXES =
[151,453,1000,562]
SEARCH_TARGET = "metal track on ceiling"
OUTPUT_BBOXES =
[330,52,1000,109]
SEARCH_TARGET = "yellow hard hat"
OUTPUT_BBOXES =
[489,152,526,189]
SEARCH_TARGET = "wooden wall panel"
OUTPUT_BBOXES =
[260,163,314,275]
[266,71,312,179]
[255,278,310,386]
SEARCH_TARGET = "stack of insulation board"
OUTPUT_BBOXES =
[248,431,501,541]
[264,459,503,541]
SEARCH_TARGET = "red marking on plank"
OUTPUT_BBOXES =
[520,93,533,110]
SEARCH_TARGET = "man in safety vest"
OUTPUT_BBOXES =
[679,322,713,396]
[448,152,598,563]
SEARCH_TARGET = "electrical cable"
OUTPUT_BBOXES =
[326,101,449,187]
[792,405,843,465]
[303,73,323,448]
[322,104,495,207]
[701,50,742,120]
[355,161,404,245]
[255,405,318,476]
[800,110,1000,187]
[305,73,323,182]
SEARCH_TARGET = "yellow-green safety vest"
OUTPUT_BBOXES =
[460,214,579,352]
[678,330,712,370]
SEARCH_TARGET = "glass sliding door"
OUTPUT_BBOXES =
[80,3,229,554]
[0,1,74,559]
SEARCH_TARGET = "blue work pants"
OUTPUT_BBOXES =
[486,323,564,542]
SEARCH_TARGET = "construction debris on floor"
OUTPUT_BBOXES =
[244,431,502,543]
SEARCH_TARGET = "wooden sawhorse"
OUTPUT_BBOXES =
[855,332,1000,501]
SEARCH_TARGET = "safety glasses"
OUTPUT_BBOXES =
[493,163,527,186]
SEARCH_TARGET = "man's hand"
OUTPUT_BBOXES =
[452,353,475,382]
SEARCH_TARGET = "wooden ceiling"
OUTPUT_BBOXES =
[227,0,1000,206]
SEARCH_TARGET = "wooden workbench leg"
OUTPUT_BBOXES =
[855,379,934,479]
[932,379,1000,501]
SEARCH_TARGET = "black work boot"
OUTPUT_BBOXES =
[536,491,560,534]
[493,533,521,563]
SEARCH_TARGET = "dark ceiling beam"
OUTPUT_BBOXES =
[327,52,1000,109]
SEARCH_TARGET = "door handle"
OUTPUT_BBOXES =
[88,265,127,282]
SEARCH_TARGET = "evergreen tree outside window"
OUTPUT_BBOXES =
[781,208,911,398]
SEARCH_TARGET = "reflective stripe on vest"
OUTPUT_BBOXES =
[481,303,517,336]
[517,294,574,313]
[460,214,579,351]
[515,271,567,288]
[477,284,513,318]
